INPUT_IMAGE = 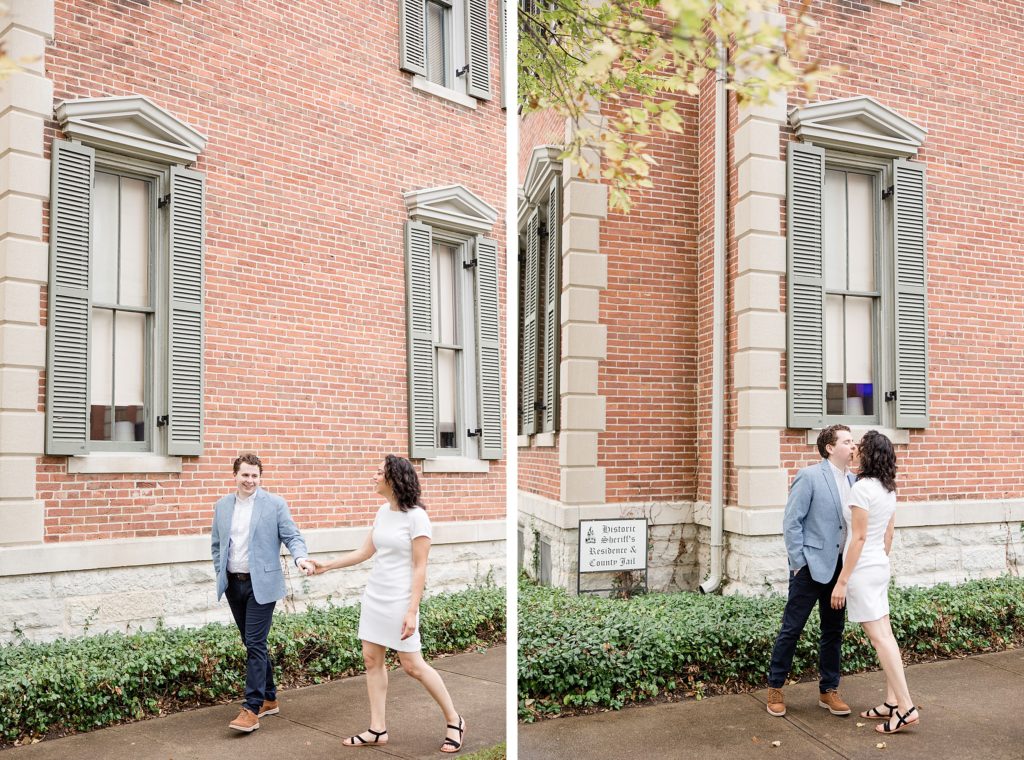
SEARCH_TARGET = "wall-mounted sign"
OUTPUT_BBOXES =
[578,518,648,573]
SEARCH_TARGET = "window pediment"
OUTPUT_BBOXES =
[404,184,498,235]
[55,96,207,165]
[789,96,926,158]
[520,145,562,209]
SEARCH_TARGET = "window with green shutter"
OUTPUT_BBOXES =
[48,97,208,461]
[786,144,928,430]
[404,186,502,466]
[517,173,560,436]
[400,0,492,101]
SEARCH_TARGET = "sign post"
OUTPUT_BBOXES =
[577,518,648,596]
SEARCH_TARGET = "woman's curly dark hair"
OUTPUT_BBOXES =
[857,430,897,493]
[384,454,424,512]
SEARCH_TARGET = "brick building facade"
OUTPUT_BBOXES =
[0,0,507,640]
[518,0,1024,593]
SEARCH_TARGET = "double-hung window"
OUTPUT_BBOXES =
[399,0,493,101]
[787,141,928,431]
[404,186,502,468]
[518,175,560,436]
[46,97,207,459]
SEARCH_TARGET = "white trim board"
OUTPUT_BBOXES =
[0,519,505,577]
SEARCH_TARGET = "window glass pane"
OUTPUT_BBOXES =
[844,296,873,416]
[90,307,114,440]
[119,177,150,308]
[437,347,457,448]
[846,172,875,292]
[824,170,847,290]
[92,172,119,304]
[426,1,447,86]
[433,243,457,344]
[114,311,146,441]
[825,294,843,384]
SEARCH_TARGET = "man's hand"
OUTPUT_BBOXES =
[400,610,417,640]
[297,558,316,577]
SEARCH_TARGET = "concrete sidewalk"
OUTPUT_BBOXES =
[5,645,505,760]
[521,649,1024,759]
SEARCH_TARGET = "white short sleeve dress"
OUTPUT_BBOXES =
[842,478,897,623]
[358,503,432,652]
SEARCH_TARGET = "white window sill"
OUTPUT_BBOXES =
[411,76,477,109]
[876,0,902,5]
[67,453,183,474]
[805,426,910,446]
[517,435,530,448]
[422,456,490,473]
[533,432,556,447]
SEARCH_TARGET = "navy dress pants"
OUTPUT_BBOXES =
[226,574,277,714]
[768,558,845,691]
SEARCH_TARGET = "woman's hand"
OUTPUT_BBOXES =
[400,610,418,640]
[311,559,329,575]
[831,579,848,610]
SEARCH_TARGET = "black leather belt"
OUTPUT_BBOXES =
[228,572,251,581]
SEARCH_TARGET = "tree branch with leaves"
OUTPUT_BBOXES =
[519,0,836,210]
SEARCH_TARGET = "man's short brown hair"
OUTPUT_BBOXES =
[232,453,263,475]
[816,425,851,459]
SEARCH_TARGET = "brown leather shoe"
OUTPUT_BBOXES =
[229,707,260,733]
[819,688,851,716]
[258,699,279,717]
[767,687,786,716]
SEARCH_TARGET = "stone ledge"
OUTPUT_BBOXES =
[0,519,506,576]
[518,491,695,530]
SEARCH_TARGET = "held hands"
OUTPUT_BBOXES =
[297,558,317,577]
[400,610,417,640]
[830,579,848,610]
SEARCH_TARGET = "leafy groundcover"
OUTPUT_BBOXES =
[519,577,1024,720]
[0,586,504,743]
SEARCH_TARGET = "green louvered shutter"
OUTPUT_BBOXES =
[400,0,428,76]
[167,167,206,456]
[521,210,540,435]
[475,236,503,459]
[406,221,436,458]
[892,158,929,428]
[465,0,492,100]
[541,181,560,432]
[46,140,94,455]
[786,142,826,429]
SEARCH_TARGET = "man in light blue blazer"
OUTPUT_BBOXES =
[211,453,314,733]
[766,425,856,719]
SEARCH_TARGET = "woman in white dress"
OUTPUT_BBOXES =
[831,430,919,735]
[312,455,465,752]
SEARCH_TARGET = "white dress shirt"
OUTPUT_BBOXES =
[829,461,852,506]
[226,493,255,573]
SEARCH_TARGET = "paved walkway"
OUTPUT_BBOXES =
[520,649,1024,759]
[6,645,505,760]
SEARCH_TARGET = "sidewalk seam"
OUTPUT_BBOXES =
[746,694,850,759]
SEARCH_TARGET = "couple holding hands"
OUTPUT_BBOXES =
[210,453,466,753]
[767,425,919,736]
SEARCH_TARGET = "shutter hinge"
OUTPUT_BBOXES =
[882,185,895,200]
[463,256,478,270]
[158,194,171,208]
[884,391,897,403]
[467,428,482,437]
[156,414,169,427]
[456,64,470,78]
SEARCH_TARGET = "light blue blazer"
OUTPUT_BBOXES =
[211,488,309,605]
[783,460,854,584]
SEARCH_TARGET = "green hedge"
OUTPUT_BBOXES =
[518,577,1024,720]
[0,587,504,743]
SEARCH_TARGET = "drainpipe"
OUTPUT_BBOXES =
[699,9,728,595]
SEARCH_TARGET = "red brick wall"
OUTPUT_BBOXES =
[38,0,506,541]
[598,94,700,504]
[778,0,1024,502]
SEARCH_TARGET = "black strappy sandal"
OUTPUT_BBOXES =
[876,706,919,734]
[860,702,897,719]
[440,715,465,753]
[343,727,388,747]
